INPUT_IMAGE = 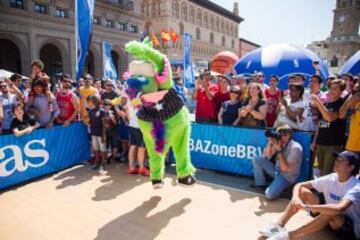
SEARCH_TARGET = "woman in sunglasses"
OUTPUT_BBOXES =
[218,86,242,125]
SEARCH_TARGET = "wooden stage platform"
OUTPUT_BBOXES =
[0,164,342,240]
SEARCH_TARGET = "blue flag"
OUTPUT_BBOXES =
[140,32,147,41]
[75,0,95,80]
[102,41,118,81]
[183,33,195,88]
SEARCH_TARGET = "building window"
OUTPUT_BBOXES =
[210,32,214,44]
[196,28,201,40]
[129,25,138,33]
[331,55,338,67]
[93,16,101,25]
[181,2,188,21]
[56,8,67,18]
[106,19,114,28]
[231,39,235,48]
[179,22,184,35]
[118,22,127,31]
[34,3,47,14]
[222,36,225,47]
[9,0,24,9]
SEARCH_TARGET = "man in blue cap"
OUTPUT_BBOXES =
[259,150,359,240]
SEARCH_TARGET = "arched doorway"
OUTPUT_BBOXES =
[84,50,95,77]
[111,50,120,78]
[0,39,22,73]
[40,44,63,79]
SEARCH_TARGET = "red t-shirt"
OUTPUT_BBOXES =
[56,91,76,122]
[213,90,230,117]
[195,84,218,120]
[264,88,281,127]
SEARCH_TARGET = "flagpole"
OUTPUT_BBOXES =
[74,0,78,81]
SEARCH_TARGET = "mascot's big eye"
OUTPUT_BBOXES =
[127,76,149,90]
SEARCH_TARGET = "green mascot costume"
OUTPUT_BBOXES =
[122,37,196,189]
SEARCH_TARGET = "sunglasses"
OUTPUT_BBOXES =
[230,90,240,94]
[105,84,112,87]
[104,103,112,106]
[0,84,7,88]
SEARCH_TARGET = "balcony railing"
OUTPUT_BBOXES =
[107,0,134,11]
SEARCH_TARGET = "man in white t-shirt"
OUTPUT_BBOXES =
[259,150,359,240]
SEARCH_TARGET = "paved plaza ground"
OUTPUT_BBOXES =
[0,164,342,240]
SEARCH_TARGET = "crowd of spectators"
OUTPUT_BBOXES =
[1,58,359,239]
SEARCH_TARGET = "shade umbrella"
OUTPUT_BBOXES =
[0,69,28,79]
[233,43,328,89]
[339,50,360,76]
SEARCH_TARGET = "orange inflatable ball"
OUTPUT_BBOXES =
[211,51,239,75]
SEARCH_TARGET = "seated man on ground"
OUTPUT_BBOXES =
[251,124,303,200]
[260,150,359,240]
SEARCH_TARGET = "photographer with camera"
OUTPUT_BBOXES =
[339,82,360,154]
[251,124,303,200]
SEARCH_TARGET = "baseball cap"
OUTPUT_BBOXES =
[333,151,359,168]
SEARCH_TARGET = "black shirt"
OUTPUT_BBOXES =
[10,115,36,131]
[101,91,118,101]
[316,98,346,146]
[88,108,106,137]
[222,101,242,125]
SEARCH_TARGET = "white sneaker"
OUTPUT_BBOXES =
[259,223,284,237]
[98,166,106,175]
[268,230,289,240]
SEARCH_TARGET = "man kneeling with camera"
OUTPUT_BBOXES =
[251,124,303,200]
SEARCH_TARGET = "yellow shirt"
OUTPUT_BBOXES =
[79,86,98,124]
[346,103,360,151]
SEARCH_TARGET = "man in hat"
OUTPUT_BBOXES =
[251,124,303,200]
[259,150,359,240]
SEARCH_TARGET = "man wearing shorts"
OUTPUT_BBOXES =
[259,150,359,239]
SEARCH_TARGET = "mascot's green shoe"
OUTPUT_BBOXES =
[122,37,196,189]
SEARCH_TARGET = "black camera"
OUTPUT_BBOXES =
[265,129,282,141]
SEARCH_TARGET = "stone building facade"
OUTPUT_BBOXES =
[141,0,243,65]
[326,0,360,72]
[239,38,260,58]
[0,0,143,80]
[307,0,360,73]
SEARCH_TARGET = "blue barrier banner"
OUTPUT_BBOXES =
[189,124,311,182]
[0,122,91,190]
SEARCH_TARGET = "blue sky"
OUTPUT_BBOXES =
[210,0,336,47]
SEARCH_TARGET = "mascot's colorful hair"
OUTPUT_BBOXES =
[123,37,196,187]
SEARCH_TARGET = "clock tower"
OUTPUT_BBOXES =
[326,0,360,72]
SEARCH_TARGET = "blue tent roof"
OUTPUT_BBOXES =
[339,50,360,76]
[234,43,329,89]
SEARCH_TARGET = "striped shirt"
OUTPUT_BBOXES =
[137,88,183,122]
